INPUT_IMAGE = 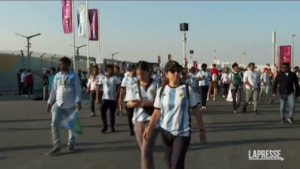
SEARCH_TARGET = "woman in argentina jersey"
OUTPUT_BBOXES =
[144,60,206,169]
[126,61,160,169]
[119,64,138,136]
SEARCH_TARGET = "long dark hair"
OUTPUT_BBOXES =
[137,61,149,72]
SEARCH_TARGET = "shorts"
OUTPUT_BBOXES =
[43,85,49,92]
[260,86,270,95]
[209,81,218,90]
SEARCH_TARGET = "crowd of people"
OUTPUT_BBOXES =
[29,55,299,169]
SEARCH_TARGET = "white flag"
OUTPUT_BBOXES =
[77,2,87,38]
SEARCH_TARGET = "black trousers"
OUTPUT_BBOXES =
[124,102,134,130]
[100,100,117,127]
[161,129,191,169]
[18,82,22,95]
[199,86,209,106]
[223,83,229,96]
[26,84,33,95]
[90,91,103,113]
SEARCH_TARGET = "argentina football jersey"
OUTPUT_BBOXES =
[154,84,200,137]
[189,73,198,93]
[127,81,159,123]
[121,75,138,101]
[98,76,121,100]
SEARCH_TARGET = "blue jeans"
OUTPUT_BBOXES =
[279,93,295,118]
[51,103,76,147]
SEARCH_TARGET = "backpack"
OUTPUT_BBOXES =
[159,83,190,102]
[232,73,241,87]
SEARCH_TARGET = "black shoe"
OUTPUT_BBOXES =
[101,126,108,133]
[287,117,294,124]
[111,127,116,133]
[243,107,246,113]
[45,146,61,155]
[281,118,288,123]
[130,130,135,136]
[67,144,75,153]
[254,109,259,115]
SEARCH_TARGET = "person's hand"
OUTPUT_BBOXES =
[95,99,99,104]
[199,130,206,144]
[76,101,81,111]
[132,100,140,108]
[46,103,51,113]
[143,127,149,140]
[273,93,277,98]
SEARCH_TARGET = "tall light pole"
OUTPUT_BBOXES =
[20,50,24,68]
[272,31,276,67]
[110,52,119,61]
[51,54,56,66]
[40,53,46,68]
[15,33,41,68]
[180,23,188,67]
[292,34,296,67]
[70,44,87,72]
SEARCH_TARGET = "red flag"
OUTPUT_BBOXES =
[62,0,73,34]
[88,9,99,41]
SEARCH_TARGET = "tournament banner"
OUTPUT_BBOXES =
[62,0,73,34]
[88,9,99,41]
[77,2,87,38]
[193,61,198,69]
[277,45,291,66]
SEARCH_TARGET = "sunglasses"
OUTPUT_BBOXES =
[170,68,182,74]
[281,66,287,69]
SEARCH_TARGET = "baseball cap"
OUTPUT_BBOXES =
[164,60,183,72]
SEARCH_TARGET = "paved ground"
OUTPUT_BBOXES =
[0,94,299,169]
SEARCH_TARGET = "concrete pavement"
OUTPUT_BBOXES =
[0,95,299,169]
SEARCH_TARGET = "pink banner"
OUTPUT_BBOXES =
[277,45,291,66]
[88,9,99,41]
[193,61,198,69]
[62,0,73,34]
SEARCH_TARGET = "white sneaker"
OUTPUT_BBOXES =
[202,106,207,110]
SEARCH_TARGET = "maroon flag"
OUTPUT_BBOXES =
[62,0,73,34]
[88,9,99,41]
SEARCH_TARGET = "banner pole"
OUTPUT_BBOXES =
[72,0,76,72]
[97,9,100,65]
[86,0,90,73]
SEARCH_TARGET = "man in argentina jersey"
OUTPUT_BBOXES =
[197,63,211,110]
[96,65,121,133]
[119,65,138,135]
[188,67,199,93]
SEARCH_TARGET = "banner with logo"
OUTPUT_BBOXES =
[62,0,73,34]
[277,45,291,66]
[88,9,99,41]
[77,2,87,38]
[193,61,198,69]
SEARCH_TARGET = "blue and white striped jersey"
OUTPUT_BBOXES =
[48,71,82,108]
[127,81,159,123]
[154,84,200,137]
[186,73,198,92]
[121,75,138,101]
[197,70,211,86]
[98,75,121,100]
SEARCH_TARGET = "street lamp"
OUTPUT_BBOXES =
[51,54,56,66]
[40,53,46,68]
[180,23,188,66]
[292,34,296,67]
[15,33,41,68]
[70,44,87,71]
[110,52,119,61]
[20,50,24,68]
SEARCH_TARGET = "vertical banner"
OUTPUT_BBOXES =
[193,61,198,69]
[88,9,99,41]
[168,54,172,61]
[62,0,73,34]
[157,56,161,64]
[77,2,87,38]
[277,45,291,66]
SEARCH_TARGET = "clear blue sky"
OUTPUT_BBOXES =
[0,1,299,65]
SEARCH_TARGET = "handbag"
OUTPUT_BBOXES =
[137,79,154,116]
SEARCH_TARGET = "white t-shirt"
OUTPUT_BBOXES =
[88,74,103,91]
[260,73,270,86]
[20,72,28,83]
[243,70,260,90]
[221,73,230,84]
